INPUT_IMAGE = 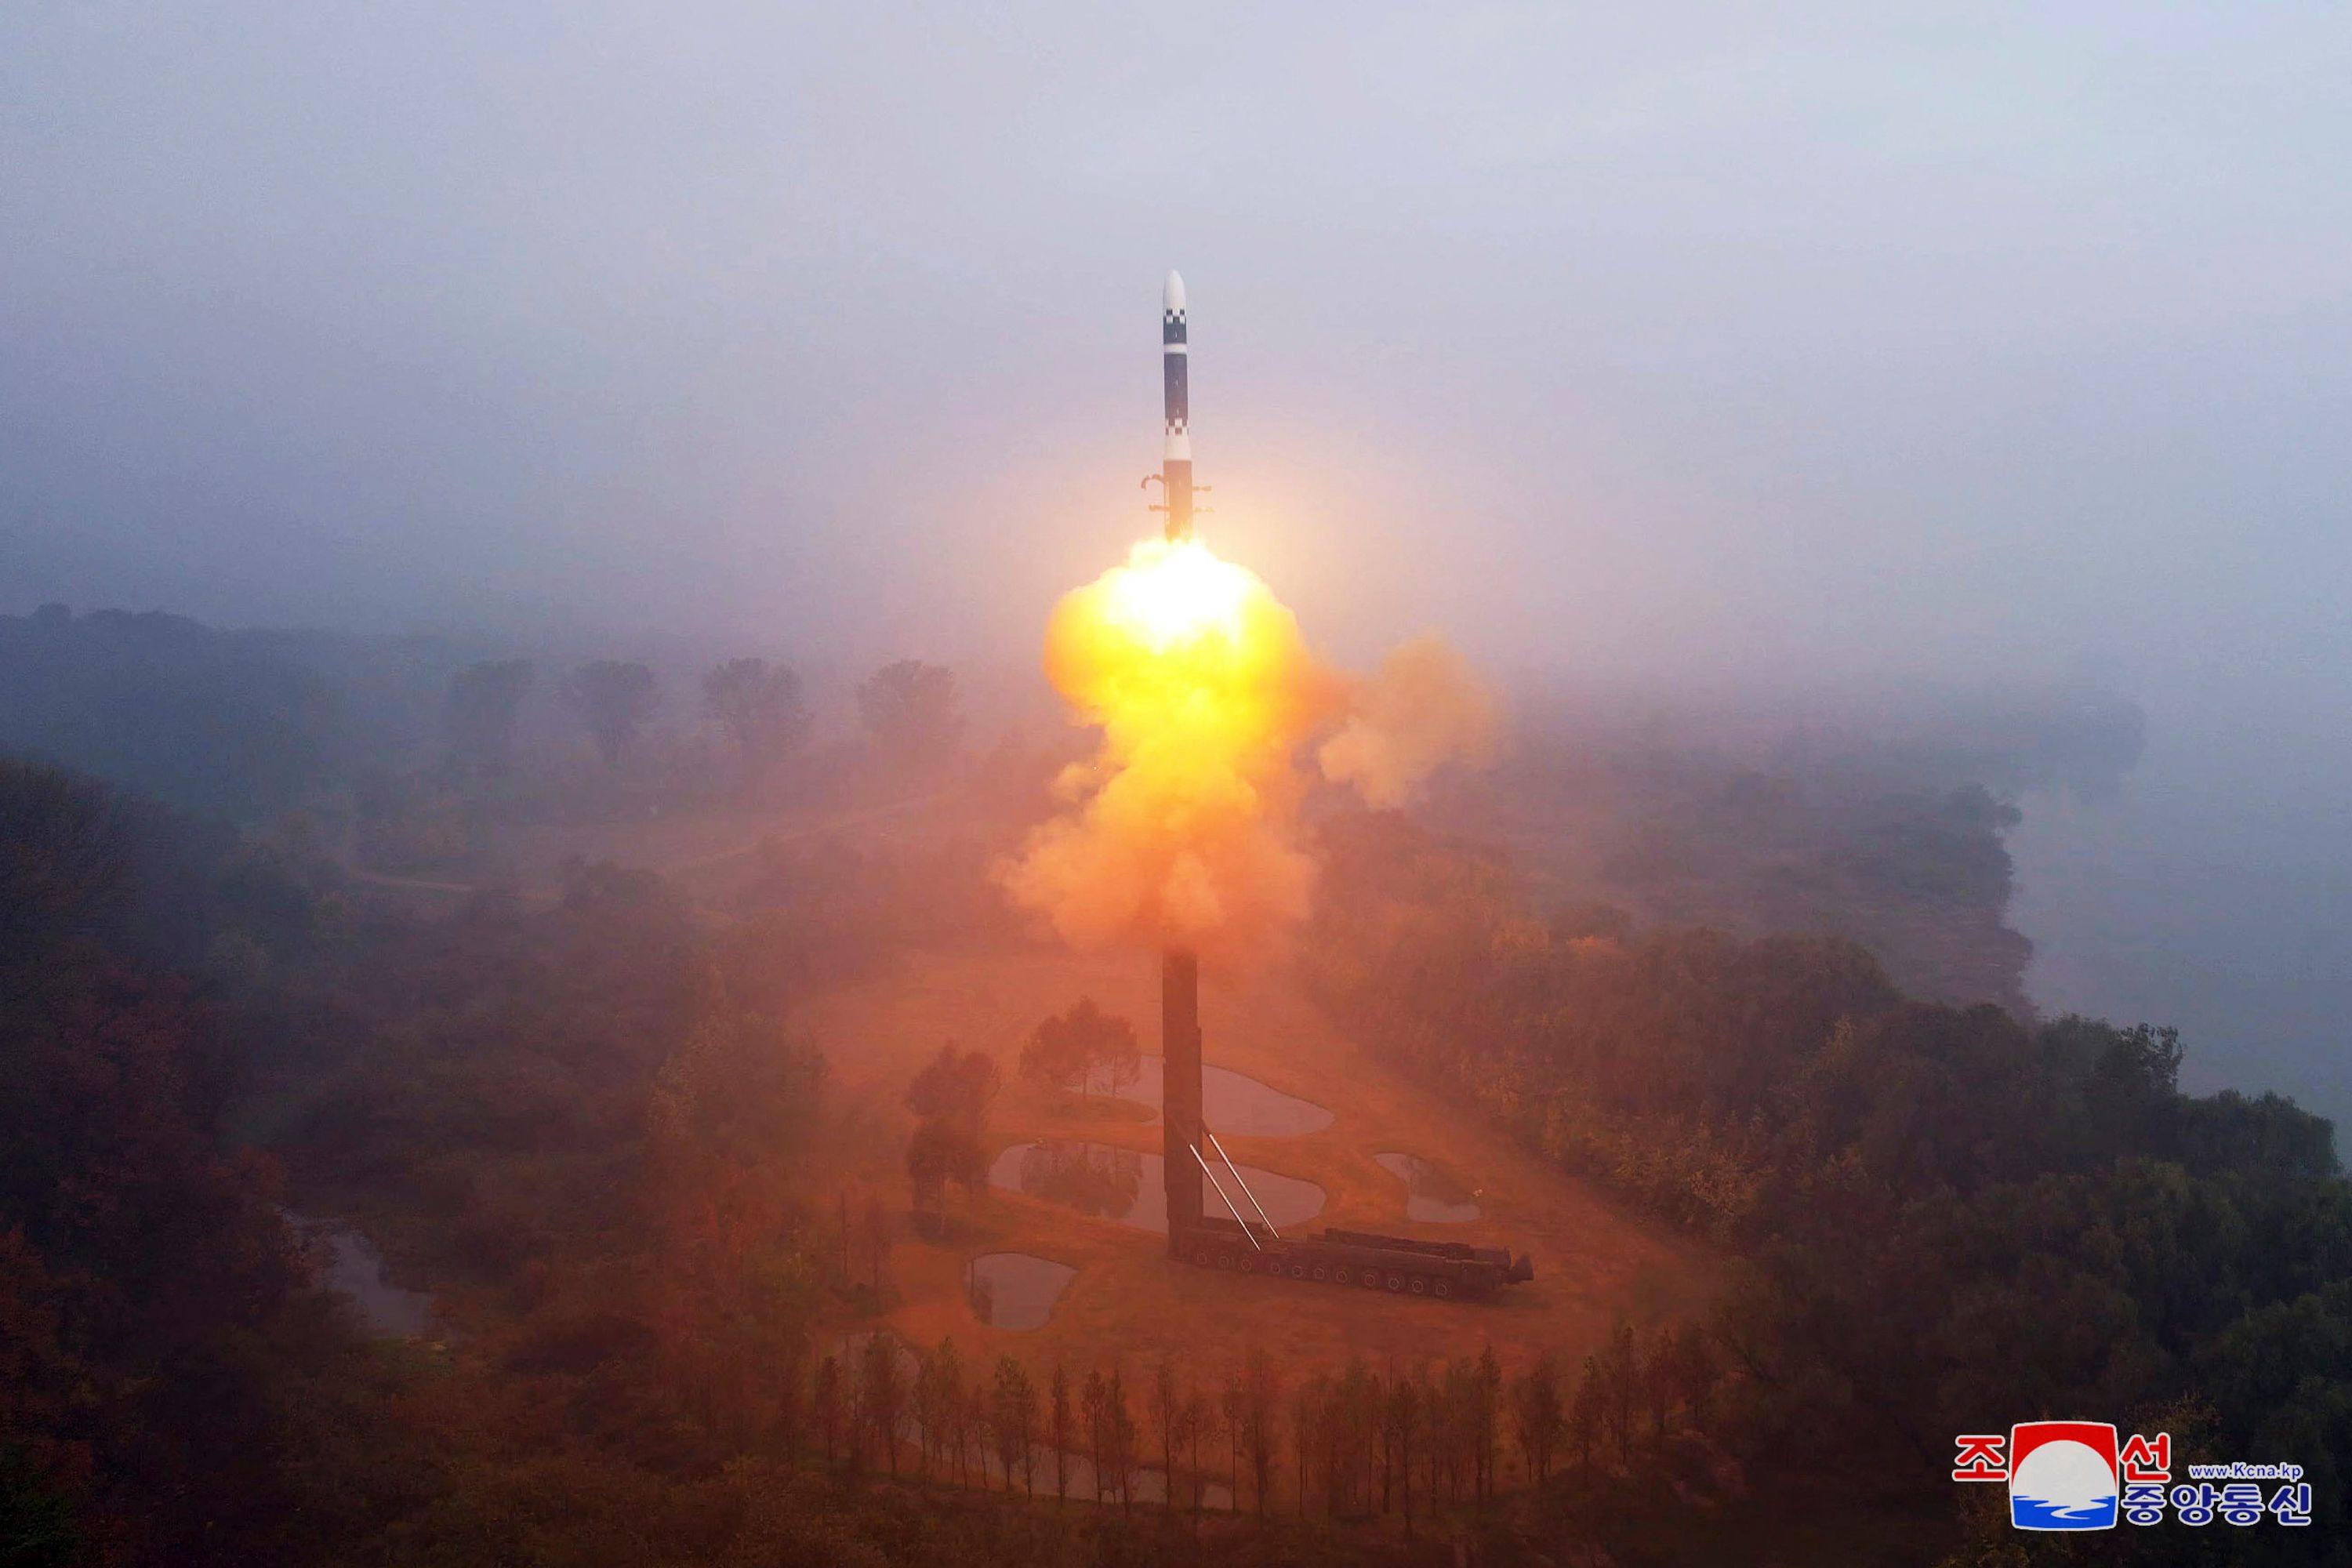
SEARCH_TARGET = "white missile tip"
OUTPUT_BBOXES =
[1163,270,1185,311]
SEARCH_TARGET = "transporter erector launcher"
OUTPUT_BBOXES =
[1145,272,1534,1301]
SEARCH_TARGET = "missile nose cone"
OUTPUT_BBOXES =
[1163,270,1186,313]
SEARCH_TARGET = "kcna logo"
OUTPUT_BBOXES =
[1952,1422,2148,1531]
[1953,1423,2313,1530]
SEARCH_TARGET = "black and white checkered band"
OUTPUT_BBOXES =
[1163,309,1187,344]
[1165,416,1188,434]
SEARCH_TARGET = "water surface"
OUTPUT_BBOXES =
[2010,720,2352,1127]
[989,1140,1324,1233]
[1101,1056,1334,1136]
[293,1218,435,1337]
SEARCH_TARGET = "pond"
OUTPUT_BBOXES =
[1094,1056,1334,1136]
[964,1252,1078,1330]
[1374,1152,1481,1223]
[988,1140,1326,1233]
[291,1216,436,1337]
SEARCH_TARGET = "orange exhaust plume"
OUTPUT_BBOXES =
[1000,536,1493,963]
[1318,635,1501,809]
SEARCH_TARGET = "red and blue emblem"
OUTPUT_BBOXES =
[2009,1421,2119,1530]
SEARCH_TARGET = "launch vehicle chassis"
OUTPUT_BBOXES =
[1175,1215,1532,1302]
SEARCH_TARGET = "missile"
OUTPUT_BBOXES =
[1159,268,1202,1247]
[1160,270,1192,541]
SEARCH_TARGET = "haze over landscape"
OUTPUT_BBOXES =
[3,7,2348,1565]
[9,5,2347,1118]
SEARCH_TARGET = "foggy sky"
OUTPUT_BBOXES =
[5,5,2344,688]
[5,6,2349,1105]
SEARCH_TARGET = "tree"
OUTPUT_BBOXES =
[904,1046,998,1224]
[963,1377,991,1489]
[1218,1375,1244,1505]
[862,1195,893,1298]
[814,1354,844,1469]
[1569,1356,1603,1473]
[1421,1363,1458,1514]
[905,1118,976,1221]
[1643,1325,1678,1438]
[445,659,534,780]
[0,757,213,964]
[0,763,325,1559]
[702,657,808,794]
[860,1334,904,1476]
[1669,1322,1719,1426]
[1511,1352,1564,1484]
[1474,1343,1503,1502]
[991,1356,1036,1497]
[1177,1386,1210,1523]
[857,659,964,773]
[1049,1363,1073,1502]
[1240,1345,1281,1517]
[1020,997,1138,1101]
[1336,1358,1380,1519]
[929,1338,964,1486]
[906,1044,1002,1131]
[1082,1369,1109,1502]
[1434,1357,1477,1504]
[1382,1367,1421,1528]
[1603,1319,1639,1463]
[1105,1365,1138,1511]
[0,610,339,819]
[1290,1377,1320,1515]
[1152,1356,1179,1508]
[563,659,659,769]
[913,1338,962,1476]
[910,1344,939,1475]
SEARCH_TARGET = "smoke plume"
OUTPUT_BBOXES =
[1318,635,1500,808]
[998,537,1494,962]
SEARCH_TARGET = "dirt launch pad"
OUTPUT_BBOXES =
[802,942,1719,1380]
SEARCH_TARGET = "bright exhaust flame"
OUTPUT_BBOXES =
[1000,535,1495,962]
[1099,537,1255,651]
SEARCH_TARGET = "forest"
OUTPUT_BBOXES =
[11,2,2347,1561]
[1,608,2344,1566]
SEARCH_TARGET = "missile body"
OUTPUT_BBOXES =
[1162,947,1203,1249]
[1159,269,1203,1249]
[1162,270,1191,541]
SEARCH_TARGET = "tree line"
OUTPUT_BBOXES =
[354,651,967,871]
[906,1000,1143,1223]
[19,740,2343,1564]
[1303,806,2352,1563]
[443,653,960,782]
[802,1323,1719,1530]
[0,601,974,840]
